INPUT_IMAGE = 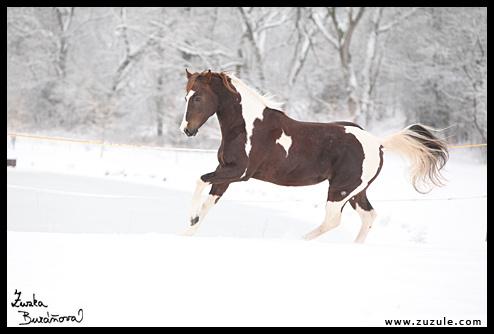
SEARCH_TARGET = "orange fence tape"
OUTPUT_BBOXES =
[7,133,486,152]
[7,133,216,153]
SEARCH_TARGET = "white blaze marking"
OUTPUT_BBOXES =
[276,130,292,157]
[180,90,195,134]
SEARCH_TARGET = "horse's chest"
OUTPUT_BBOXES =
[217,136,249,167]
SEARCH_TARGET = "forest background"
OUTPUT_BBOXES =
[7,7,487,155]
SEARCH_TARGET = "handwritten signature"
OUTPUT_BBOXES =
[11,289,83,325]
[11,289,48,308]
[16,309,84,325]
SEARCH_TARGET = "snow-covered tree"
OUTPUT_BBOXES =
[7,7,487,156]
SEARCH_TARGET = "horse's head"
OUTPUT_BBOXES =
[180,69,220,137]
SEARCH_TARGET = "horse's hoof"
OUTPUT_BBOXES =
[190,216,200,226]
[180,229,193,236]
[302,233,315,241]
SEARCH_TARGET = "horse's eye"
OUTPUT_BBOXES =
[195,96,202,102]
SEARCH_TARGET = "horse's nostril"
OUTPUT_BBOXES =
[184,128,197,137]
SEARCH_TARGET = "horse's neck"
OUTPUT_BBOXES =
[215,84,245,131]
[216,97,245,138]
[215,79,270,142]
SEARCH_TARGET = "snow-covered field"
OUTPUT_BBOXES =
[7,137,487,326]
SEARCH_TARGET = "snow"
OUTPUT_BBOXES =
[7,137,487,326]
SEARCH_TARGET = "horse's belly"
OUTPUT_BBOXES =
[252,161,330,186]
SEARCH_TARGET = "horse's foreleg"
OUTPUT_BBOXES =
[188,178,209,225]
[181,183,230,236]
[189,163,245,221]
[181,163,246,236]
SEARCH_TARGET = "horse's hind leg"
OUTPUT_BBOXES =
[181,182,230,236]
[302,200,346,240]
[349,190,377,244]
[303,176,366,241]
[302,179,354,240]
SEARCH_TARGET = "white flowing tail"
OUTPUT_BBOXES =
[380,124,449,194]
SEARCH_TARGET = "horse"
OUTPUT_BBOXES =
[179,69,448,243]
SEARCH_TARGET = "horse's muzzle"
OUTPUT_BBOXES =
[183,127,198,137]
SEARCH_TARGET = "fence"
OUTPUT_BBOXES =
[7,133,487,204]
[6,133,487,152]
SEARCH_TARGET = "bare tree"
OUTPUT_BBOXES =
[112,7,156,93]
[311,7,366,120]
[359,7,419,123]
[237,7,292,89]
[6,7,487,155]
[310,7,420,124]
[53,7,75,78]
[287,8,317,88]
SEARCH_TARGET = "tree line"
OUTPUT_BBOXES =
[7,7,487,151]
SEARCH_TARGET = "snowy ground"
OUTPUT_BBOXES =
[7,137,487,326]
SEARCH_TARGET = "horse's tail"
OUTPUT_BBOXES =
[380,124,449,194]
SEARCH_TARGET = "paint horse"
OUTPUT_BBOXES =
[180,70,448,243]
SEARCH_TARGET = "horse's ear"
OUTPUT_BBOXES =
[185,68,192,79]
[205,69,212,84]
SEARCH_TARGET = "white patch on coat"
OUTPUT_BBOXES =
[303,127,382,242]
[227,74,285,178]
[276,130,292,157]
[229,80,265,158]
[180,90,195,135]
[344,126,382,187]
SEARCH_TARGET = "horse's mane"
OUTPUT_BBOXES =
[227,73,285,112]
[187,70,285,112]
[186,71,235,94]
